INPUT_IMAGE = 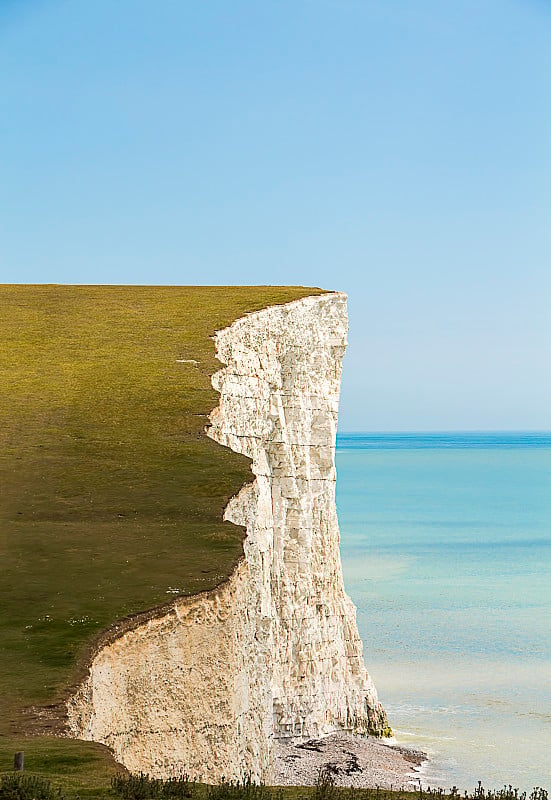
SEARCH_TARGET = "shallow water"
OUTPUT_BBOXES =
[336,433,551,791]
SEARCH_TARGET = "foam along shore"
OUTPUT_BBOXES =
[273,733,427,789]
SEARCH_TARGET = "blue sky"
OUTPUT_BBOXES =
[1,0,549,430]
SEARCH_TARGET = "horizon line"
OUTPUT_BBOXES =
[336,429,551,435]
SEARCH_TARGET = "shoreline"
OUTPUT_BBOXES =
[273,733,427,789]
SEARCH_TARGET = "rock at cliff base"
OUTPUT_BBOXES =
[273,733,426,789]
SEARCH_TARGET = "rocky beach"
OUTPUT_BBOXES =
[273,733,426,789]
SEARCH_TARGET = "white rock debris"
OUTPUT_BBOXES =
[66,292,388,783]
[273,733,426,789]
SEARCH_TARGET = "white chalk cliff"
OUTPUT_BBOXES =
[66,292,388,782]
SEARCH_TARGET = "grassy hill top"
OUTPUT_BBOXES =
[0,284,324,773]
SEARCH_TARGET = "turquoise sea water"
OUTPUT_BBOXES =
[336,433,551,791]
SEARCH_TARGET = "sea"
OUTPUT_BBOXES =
[335,432,551,793]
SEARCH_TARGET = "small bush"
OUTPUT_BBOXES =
[111,772,196,800]
[313,768,339,800]
[0,774,63,800]
[206,775,270,800]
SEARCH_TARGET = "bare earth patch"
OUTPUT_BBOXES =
[273,733,427,789]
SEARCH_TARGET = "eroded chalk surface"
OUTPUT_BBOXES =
[67,292,388,782]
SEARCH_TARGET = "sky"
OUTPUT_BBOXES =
[1,0,549,431]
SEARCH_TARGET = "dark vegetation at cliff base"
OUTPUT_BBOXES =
[0,285,322,747]
[0,769,548,800]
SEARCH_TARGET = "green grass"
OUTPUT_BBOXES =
[0,767,547,800]
[0,737,119,797]
[0,284,324,746]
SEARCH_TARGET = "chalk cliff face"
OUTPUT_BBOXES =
[66,292,388,782]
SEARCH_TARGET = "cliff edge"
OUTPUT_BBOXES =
[67,292,388,782]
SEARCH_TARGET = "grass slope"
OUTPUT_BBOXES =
[0,284,324,771]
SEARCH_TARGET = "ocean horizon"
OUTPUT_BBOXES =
[337,431,551,448]
[336,431,551,790]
